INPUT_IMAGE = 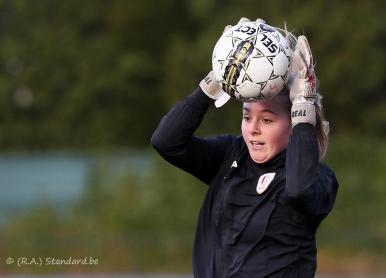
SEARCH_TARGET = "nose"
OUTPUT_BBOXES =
[250,121,261,135]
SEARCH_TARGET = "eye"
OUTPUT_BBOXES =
[243,115,250,121]
[262,118,273,124]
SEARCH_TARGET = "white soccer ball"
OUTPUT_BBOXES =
[212,20,295,101]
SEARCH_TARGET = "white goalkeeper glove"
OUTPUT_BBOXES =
[200,17,266,108]
[199,70,230,108]
[290,35,318,127]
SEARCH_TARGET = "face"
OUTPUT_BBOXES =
[241,96,291,164]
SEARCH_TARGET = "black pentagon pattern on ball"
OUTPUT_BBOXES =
[222,40,255,96]
[259,23,275,33]
[213,21,293,101]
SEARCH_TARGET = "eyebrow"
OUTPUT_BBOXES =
[242,107,279,115]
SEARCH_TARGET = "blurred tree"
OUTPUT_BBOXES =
[0,0,384,149]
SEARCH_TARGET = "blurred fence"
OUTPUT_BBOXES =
[0,151,149,224]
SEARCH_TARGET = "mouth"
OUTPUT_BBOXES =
[250,140,265,150]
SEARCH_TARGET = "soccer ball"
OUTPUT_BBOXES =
[212,20,295,101]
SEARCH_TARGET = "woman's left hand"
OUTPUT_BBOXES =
[289,35,318,126]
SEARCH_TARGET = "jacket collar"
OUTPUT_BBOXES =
[247,150,287,172]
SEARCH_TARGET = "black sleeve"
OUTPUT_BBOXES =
[151,88,233,185]
[285,124,339,217]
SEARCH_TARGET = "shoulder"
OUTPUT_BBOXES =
[234,135,246,150]
[319,163,338,182]
[318,162,339,193]
[223,135,246,155]
[208,134,247,167]
[208,134,244,147]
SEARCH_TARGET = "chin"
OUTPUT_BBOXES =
[254,159,269,164]
[250,154,270,164]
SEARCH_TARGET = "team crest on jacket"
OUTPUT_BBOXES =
[256,173,276,194]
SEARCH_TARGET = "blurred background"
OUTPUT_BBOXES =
[0,0,385,276]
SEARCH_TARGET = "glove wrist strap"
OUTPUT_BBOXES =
[199,75,222,100]
[291,103,316,127]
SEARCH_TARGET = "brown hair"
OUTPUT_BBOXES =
[314,95,329,159]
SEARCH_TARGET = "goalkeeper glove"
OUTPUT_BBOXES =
[290,35,318,127]
[199,70,229,108]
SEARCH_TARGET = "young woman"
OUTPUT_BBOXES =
[151,27,339,277]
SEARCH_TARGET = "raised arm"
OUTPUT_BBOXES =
[286,124,338,217]
[151,73,233,185]
[285,36,338,216]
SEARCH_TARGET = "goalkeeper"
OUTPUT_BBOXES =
[151,19,338,278]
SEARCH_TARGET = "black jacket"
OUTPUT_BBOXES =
[151,88,339,278]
